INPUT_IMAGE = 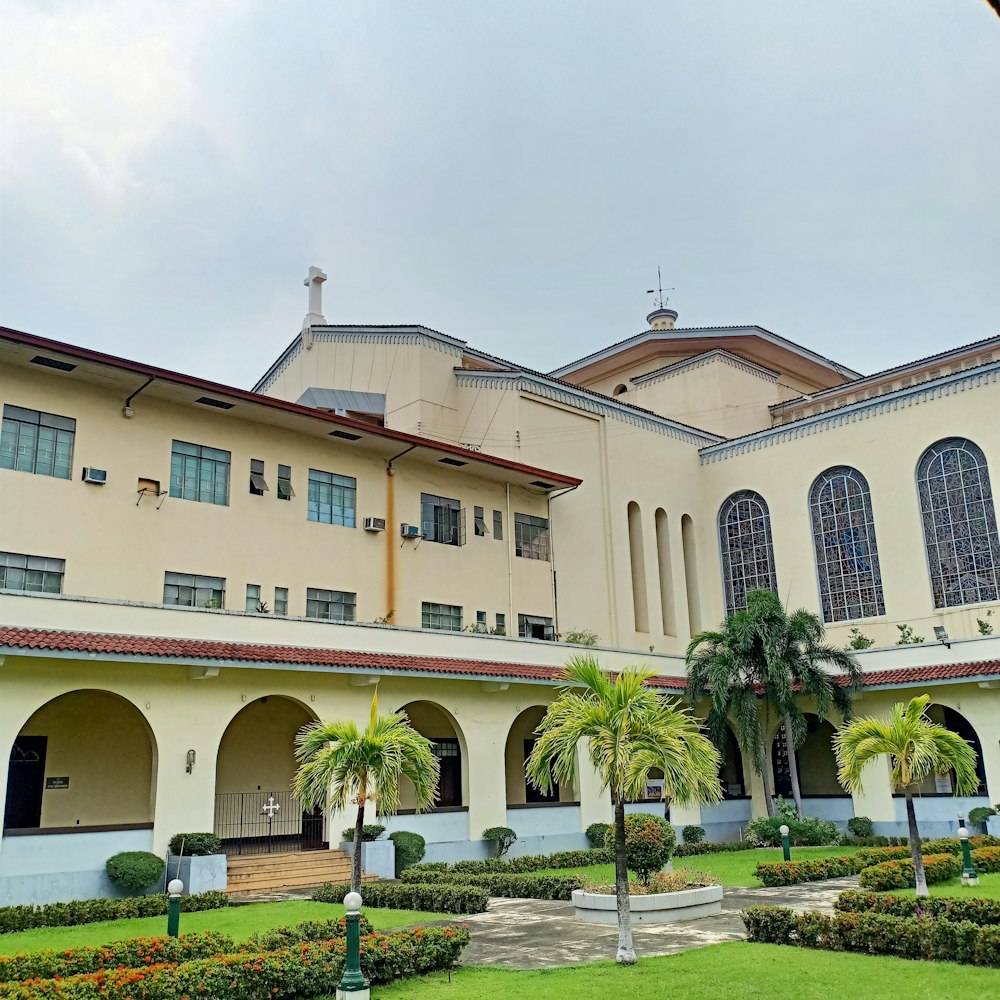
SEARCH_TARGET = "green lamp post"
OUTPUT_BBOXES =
[958,827,979,887]
[166,879,184,938]
[336,891,369,1000]
[780,824,792,862]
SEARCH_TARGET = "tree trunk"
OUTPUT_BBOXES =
[904,791,928,897]
[351,800,366,894]
[613,800,636,964]
[760,749,776,818]
[782,716,804,819]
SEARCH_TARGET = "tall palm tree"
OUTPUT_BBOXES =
[686,588,861,818]
[293,690,439,892]
[526,657,722,965]
[834,694,980,896]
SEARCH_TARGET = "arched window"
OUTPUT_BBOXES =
[718,490,777,615]
[917,438,1000,608]
[809,466,885,622]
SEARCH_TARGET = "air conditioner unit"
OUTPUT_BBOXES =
[364,517,386,532]
[82,467,108,485]
[400,523,422,539]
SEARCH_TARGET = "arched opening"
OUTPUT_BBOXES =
[4,690,156,832]
[719,727,747,799]
[681,514,701,635]
[627,501,649,633]
[910,706,988,796]
[214,696,320,854]
[613,384,628,396]
[398,701,466,810]
[771,715,843,798]
[504,706,578,806]
[655,508,676,636]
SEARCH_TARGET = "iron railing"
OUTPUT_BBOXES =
[214,790,326,856]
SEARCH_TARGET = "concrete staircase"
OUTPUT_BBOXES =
[225,850,356,895]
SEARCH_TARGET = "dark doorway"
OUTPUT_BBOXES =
[524,739,559,802]
[433,738,462,807]
[4,736,47,830]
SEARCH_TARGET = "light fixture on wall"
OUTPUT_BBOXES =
[185,749,196,774]
[933,626,951,649]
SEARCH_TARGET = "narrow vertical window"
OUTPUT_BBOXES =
[274,586,289,615]
[245,584,262,612]
[277,465,294,500]
[681,514,701,635]
[495,612,506,635]
[475,610,487,631]
[249,459,268,496]
[493,509,504,540]
[627,501,649,632]
[810,467,885,622]
[917,438,1000,608]
[474,506,487,536]
[654,508,675,635]
[718,490,777,615]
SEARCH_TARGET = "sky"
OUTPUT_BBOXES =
[1,1,998,389]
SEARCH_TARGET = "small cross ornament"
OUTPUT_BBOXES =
[261,796,281,818]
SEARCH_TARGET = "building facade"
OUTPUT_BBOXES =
[1,283,998,903]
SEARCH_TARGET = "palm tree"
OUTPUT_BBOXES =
[686,588,861,819]
[834,694,980,896]
[526,657,722,965]
[293,690,439,892]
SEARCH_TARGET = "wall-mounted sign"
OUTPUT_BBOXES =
[45,776,70,790]
[645,778,665,800]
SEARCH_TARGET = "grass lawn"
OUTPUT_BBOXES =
[887,871,1000,900]
[0,900,449,956]
[532,845,864,887]
[359,942,997,999]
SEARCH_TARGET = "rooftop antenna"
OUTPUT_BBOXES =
[646,267,674,310]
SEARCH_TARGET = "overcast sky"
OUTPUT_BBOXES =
[1,1,997,389]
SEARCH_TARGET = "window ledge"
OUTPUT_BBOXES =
[506,801,581,810]
[3,822,154,837]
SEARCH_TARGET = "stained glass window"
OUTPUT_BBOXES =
[718,490,777,615]
[809,466,885,622]
[917,438,1000,608]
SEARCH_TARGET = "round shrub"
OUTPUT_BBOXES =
[745,815,840,847]
[167,832,222,857]
[389,830,426,876]
[483,826,517,858]
[105,851,166,896]
[586,823,611,849]
[605,813,677,884]
[682,825,706,845]
[847,816,874,839]
[969,806,997,833]
[341,824,386,843]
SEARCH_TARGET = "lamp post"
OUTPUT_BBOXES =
[336,891,369,1000]
[958,827,979,887]
[166,879,184,938]
[780,824,791,862]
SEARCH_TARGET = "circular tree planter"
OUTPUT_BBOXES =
[572,885,723,925]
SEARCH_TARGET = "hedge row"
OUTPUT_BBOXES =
[673,841,757,857]
[836,836,909,848]
[0,892,229,935]
[742,906,1000,967]
[835,890,1000,926]
[313,881,488,914]
[922,835,1000,856]
[398,869,583,900]
[243,916,372,954]
[428,847,614,877]
[0,926,471,1000]
[753,846,909,887]
[857,853,961,891]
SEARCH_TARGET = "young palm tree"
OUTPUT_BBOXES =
[834,694,980,896]
[293,690,439,892]
[526,657,722,965]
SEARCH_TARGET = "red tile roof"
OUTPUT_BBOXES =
[1,627,997,692]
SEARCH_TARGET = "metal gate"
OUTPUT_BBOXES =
[214,791,326,856]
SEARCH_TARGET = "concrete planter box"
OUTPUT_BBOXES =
[339,840,395,880]
[166,855,228,895]
[572,885,724,925]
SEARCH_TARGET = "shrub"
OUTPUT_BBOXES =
[482,826,517,858]
[586,823,611,848]
[104,852,167,896]
[846,816,874,839]
[835,889,1000,926]
[604,814,676,884]
[969,806,997,832]
[340,824,386,842]
[674,841,757,857]
[406,847,613,880]
[563,628,600,646]
[754,847,909,887]
[744,815,840,847]
[682,825,705,845]
[244,915,373,953]
[166,833,222,857]
[836,835,909,848]
[397,869,582,899]
[922,837,962,855]
[388,831,426,876]
[857,853,962,891]
[313,880,488,914]
[973,847,1000,874]
[582,867,719,896]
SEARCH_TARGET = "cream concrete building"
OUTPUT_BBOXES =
[1,280,998,903]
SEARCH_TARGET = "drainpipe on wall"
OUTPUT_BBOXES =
[506,482,514,633]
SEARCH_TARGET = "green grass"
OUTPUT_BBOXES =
[886,871,1000,900]
[0,900,448,956]
[532,845,865,887]
[359,942,998,999]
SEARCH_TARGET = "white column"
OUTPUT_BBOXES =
[577,740,611,829]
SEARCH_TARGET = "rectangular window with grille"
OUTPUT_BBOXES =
[493,509,503,540]
[0,551,65,593]
[246,583,261,612]
[249,459,268,496]
[306,587,356,621]
[495,612,506,635]
[308,469,356,527]
[422,601,463,631]
[274,586,289,615]
[421,493,463,545]
[514,513,549,560]
[0,405,75,480]
[518,613,555,640]
[277,464,294,500]
[163,571,225,608]
[169,440,230,505]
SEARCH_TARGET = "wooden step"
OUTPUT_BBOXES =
[224,849,363,894]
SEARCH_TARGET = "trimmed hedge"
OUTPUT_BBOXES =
[0,892,229,935]
[406,847,613,880]
[744,815,839,848]
[754,846,910,887]
[742,905,1000,967]
[857,853,961,891]
[586,823,610,848]
[836,835,909,848]
[922,835,1000,856]
[973,846,1000,873]
[674,841,757,857]
[0,925,471,1000]
[105,852,165,896]
[167,832,222,857]
[313,881,488,914]
[389,831,426,876]
[340,824,386,843]
[835,889,1000,926]
[398,869,582,900]
[244,916,373,953]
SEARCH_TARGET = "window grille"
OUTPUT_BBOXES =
[164,572,225,608]
[170,440,230,505]
[493,509,504,540]
[422,601,463,631]
[246,583,262,612]
[274,586,289,615]
[809,466,886,622]
[514,513,549,560]
[0,551,65,593]
[718,490,777,614]
[306,587,357,621]
[0,405,75,480]
[421,493,463,545]
[307,469,356,527]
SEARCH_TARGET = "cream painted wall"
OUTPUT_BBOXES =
[503,705,576,805]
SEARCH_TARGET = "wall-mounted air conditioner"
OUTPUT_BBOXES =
[364,517,387,532]
[82,467,108,485]
[400,523,422,539]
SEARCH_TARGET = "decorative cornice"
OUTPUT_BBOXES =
[632,349,780,388]
[700,364,1000,463]
[456,371,723,446]
[253,336,303,393]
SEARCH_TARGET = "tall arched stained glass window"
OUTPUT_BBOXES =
[718,490,777,615]
[917,438,1000,608]
[809,467,885,623]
